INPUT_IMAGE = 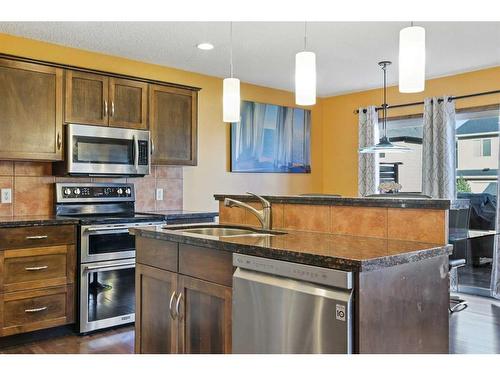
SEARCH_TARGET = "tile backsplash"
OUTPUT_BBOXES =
[0,161,183,217]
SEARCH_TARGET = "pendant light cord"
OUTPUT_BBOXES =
[382,62,388,138]
[304,21,307,50]
[229,22,233,78]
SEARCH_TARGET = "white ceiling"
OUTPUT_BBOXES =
[0,22,498,96]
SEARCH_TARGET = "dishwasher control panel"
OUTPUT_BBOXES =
[233,253,353,289]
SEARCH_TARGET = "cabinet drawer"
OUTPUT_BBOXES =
[136,237,178,272]
[0,285,75,337]
[1,245,74,293]
[0,225,75,250]
[179,244,233,287]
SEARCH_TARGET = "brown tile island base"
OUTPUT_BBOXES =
[132,196,452,354]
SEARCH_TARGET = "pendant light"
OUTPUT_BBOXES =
[223,22,240,122]
[359,61,412,154]
[399,22,426,93]
[295,22,316,106]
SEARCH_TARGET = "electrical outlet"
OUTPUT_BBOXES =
[1,188,12,204]
[156,188,164,201]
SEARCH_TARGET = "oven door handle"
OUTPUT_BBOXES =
[83,262,135,272]
[85,227,132,234]
[133,134,139,172]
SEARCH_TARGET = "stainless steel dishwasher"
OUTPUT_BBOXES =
[232,254,353,354]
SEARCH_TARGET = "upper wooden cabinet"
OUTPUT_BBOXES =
[150,85,198,165]
[0,59,63,161]
[65,71,109,126]
[65,71,148,130]
[0,55,199,164]
[109,78,148,129]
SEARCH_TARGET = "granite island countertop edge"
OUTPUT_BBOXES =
[131,227,452,273]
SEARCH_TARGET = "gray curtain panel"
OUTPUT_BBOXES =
[421,97,456,199]
[358,106,380,196]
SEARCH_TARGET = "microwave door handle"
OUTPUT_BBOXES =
[133,134,139,172]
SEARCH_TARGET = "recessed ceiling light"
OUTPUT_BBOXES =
[197,43,214,51]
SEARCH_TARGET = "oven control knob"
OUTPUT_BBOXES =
[125,188,131,195]
[64,188,72,196]
[117,188,123,195]
[73,188,81,195]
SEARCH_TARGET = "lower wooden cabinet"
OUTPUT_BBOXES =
[0,224,77,337]
[177,275,232,354]
[0,284,74,337]
[135,240,233,354]
[135,264,178,354]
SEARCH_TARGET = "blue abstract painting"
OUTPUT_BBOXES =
[230,101,311,173]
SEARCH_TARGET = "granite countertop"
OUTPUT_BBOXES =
[138,210,219,220]
[0,215,80,228]
[214,194,451,210]
[132,224,452,272]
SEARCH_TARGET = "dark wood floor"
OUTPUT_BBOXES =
[449,293,500,354]
[0,325,134,354]
[1,294,500,354]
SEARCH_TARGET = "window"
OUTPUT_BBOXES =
[380,108,500,194]
[378,117,423,192]
[472,139,492,157]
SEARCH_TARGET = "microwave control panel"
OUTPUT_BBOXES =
[138,140,149,165]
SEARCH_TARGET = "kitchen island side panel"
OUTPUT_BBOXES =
[355,255,449,354]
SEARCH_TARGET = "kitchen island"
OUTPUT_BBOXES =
[132,195,453,354]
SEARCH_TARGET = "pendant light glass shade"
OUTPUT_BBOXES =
[223,77,240,123]
[358,136,412,153]
[295,51,316,106]
[399,26,426,93]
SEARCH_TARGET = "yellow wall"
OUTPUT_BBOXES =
[0,33,323,211]
[321,66,500,196]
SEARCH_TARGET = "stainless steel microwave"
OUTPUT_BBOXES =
[56,124,151,176]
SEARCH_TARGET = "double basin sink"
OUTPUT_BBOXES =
[166,224,287,239]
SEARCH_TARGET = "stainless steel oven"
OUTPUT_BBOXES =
[78,221,163,333]
[61,123,151,176]
[80,259,136,333]
[55,182,165,333]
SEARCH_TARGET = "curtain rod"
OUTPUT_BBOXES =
[353,89,500,114]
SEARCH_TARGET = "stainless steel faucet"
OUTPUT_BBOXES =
[224,192,272,230]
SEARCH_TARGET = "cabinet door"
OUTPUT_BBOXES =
[109,78,148,129]
[135,264,178,354]
[177,275,232,354]
[0,59,63,161]
[149,84,198,165]
[65,70,109,126]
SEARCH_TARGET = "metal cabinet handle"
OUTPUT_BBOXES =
[169,291,178,320]
[25,235,48,240]
[111,101,115,117]
[175,292,183,321]
[104,100,108,117]
[25,265,48,271]
[151,139,155,155]
[57,132,62,150]
[25,306,47,313]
